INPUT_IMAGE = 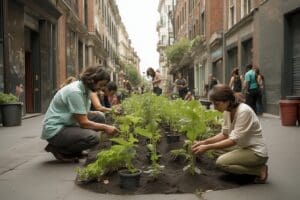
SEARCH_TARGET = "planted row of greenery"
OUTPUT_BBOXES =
[77,93,222,181]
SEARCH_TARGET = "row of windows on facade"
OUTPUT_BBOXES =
[66,0,119,51]
[174,0,252,39]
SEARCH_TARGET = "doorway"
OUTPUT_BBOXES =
[24,28,40,113]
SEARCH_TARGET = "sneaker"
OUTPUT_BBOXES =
[254,165,268,184]
[51,151,79,163]
[45,144,79,163]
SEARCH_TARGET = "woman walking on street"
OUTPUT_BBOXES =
[146,67,162,96]
[255,68,265,115]
[229,67,242,93]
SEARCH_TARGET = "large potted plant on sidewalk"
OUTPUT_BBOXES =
[0,92,22,126]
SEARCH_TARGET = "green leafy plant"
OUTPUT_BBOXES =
[0,92,18,104]
[77,135,138,181]
[115,114,141,140]
[172,100,222,175]
[190,34,205,48]
[165,38,191,64]
[136,122,164,178]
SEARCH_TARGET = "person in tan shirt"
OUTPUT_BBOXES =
[146,67,162,95]
[192,84,268,183]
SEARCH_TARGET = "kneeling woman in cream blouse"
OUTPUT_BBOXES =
[192,84,268,183]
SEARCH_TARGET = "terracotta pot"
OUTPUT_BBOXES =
[279,100,298,126]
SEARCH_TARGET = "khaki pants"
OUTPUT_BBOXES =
[216,148,268,176]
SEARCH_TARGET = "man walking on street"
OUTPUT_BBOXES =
[244,64,259,114]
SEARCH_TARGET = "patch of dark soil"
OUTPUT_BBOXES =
[77,133,255,194]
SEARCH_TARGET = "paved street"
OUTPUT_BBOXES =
[0,115,299,200]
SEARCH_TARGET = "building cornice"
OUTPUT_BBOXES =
[225,8,257,38]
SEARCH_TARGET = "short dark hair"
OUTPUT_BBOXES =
[106,81,117,92]
[246,64,253,71]
[208,84,239,110]
[80,65,110,91]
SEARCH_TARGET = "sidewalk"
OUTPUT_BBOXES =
[0,115,299,200]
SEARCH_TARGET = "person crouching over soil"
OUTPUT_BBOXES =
[192,84,268,184]
[42,66,118,162]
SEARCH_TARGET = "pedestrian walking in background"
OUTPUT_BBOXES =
[229,67,242,93]
[255,68,265,115]
[174,73,188,99]
[146,67,162,96]
[192,84,268,184]
[244,64,260,114]
[208,74,218,90]
[42,66,118,162]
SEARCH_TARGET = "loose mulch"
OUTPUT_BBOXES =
[76,131,256,195]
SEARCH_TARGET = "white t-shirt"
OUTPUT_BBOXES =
[222,103,268,157]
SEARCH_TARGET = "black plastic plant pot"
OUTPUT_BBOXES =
[166,134,180,144]
[118,169,142,190]
[173,155,187,164]
[1,103,22,126]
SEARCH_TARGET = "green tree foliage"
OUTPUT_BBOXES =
[165,38,191,64]
[125,64,141,87]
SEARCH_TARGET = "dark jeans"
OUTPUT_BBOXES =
[256,92,264,115]
[46,112,104,155]
[178,87,188,100]
[153,86,162,96]
[246,88,260,114]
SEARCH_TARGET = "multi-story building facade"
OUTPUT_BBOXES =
[193,0,224,97]
[157,0,176,93]
[172,0,223,96]
[253,0,300,114]
[0,0,61,113]
[223,0,262,83]
[171,0,300,114]
[0,0,137,115]
[97,0,120,81]
[56,0,107,88]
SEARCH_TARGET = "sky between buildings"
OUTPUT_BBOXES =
[116,0,160,74]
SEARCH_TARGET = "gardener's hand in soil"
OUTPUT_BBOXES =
[103,124,119,135]
[192,144,209,154]
[192,140,205,149]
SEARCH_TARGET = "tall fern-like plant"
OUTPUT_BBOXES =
[136,122,164,178]
[172,100,222,175]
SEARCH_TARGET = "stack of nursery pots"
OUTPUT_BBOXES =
[0,92,22,127]
[279,96,300,126]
